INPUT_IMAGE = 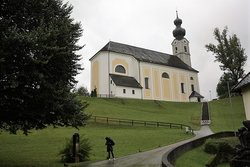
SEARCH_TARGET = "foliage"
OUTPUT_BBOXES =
[59,135,92,163]
[216,73,237,99]
[0,0,89,134]
[204,139,235,155]
[91,88,97,97]
[205,27,247,98]
[74,86,89,96]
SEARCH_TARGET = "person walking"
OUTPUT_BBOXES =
[105,137,115,160]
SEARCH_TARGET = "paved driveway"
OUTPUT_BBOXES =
[80,125,213,167]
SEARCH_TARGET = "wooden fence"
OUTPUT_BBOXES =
[91,116,193,131]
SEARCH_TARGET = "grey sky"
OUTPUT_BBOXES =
[65,0,250,100]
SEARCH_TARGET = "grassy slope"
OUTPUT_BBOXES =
[175,96,246,167]
[0,97,201,167]
[0,123,193,167]
[84,97,202,130]
[209,96,246,133]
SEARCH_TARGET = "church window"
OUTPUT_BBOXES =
[123,89,126,94]
[145,77,149,89]
[162,72,169,79]
[175,47,178,53]
[181,83,185,93]
[190,77,194,80]
[115,65,126,74]
[132,90,135,94]
[184,46,187,52]
[191,84,194,92]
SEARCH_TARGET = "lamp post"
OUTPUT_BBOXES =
[227,81,236,136]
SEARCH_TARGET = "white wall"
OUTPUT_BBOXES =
[90,51,109,95]
[242,85,250,120]
[115,86,142,99]
[109,52,139,80]
[140,61,200,102]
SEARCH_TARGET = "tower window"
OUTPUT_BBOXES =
[115,65,126,74]
[175,47,178,53]
[123,89,126,94]
[162,72,169,79]
[132,90,135,94]
[191,84,194,92]
[145,77,149,89]
[181,83,185,93]
[184,46,187,52]
[190,77,194,80]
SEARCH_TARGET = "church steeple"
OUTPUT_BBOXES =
[171,12,192,66]
[173,11,186,40]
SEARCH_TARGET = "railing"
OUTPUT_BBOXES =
[97,94,115,98]
[90,116,193,131]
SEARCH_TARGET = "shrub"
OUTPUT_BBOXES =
[59,135,92,163]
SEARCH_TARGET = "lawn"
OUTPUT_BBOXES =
[209,96,246,133]
[0,122,193,167]
[83,97,202,130]
[175,137,239,167]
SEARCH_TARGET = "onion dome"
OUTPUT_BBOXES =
[173,12,186,40]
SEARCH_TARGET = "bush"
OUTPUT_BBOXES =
[204,139,235,155]
[59,135,92,163]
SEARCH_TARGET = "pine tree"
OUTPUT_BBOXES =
[0,0,89,134]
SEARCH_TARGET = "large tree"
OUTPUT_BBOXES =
[205,27,247,98]
[0,0,89,135]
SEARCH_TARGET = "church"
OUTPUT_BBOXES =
[90,14,204,102]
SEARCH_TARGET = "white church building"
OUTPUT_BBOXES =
[90,14,204,102]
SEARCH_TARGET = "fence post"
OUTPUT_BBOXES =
[107,117,109,125]
[170,123,172,128]
[157,122,159,127]
[132,120,134,126]
[181,124,182,129]
[95,116,96,123]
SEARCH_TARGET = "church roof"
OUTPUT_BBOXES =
[110,74,143,89]
[189,91,204,98]
[232,72,250,92]
[91,41,198,73]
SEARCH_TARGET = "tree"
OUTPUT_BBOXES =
[205,27,247,98]
[74,86,89,96]
[0,0,89,135]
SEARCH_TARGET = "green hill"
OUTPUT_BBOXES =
[83,97,202,130]
[209,96,246,133]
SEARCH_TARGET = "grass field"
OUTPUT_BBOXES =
[0,122,193,167]
[0,97,201,167]
[209,96,246,133]
[83,97,202,130]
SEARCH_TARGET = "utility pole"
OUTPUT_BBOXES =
[227,81,236,136]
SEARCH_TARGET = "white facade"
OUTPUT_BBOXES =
[242,85,250,120]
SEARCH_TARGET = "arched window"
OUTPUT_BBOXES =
[115,65,126,74]
[162,72,169,79]
[190,77,194,80]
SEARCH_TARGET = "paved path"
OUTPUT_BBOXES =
[80,125,213,167]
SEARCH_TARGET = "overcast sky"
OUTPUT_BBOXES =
[64,0,250,100]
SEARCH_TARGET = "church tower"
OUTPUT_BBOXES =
[171,12,191,66]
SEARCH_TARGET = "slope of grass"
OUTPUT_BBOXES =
[0,122,194,167]
[209,96,246,133]
[83,97,202,130]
